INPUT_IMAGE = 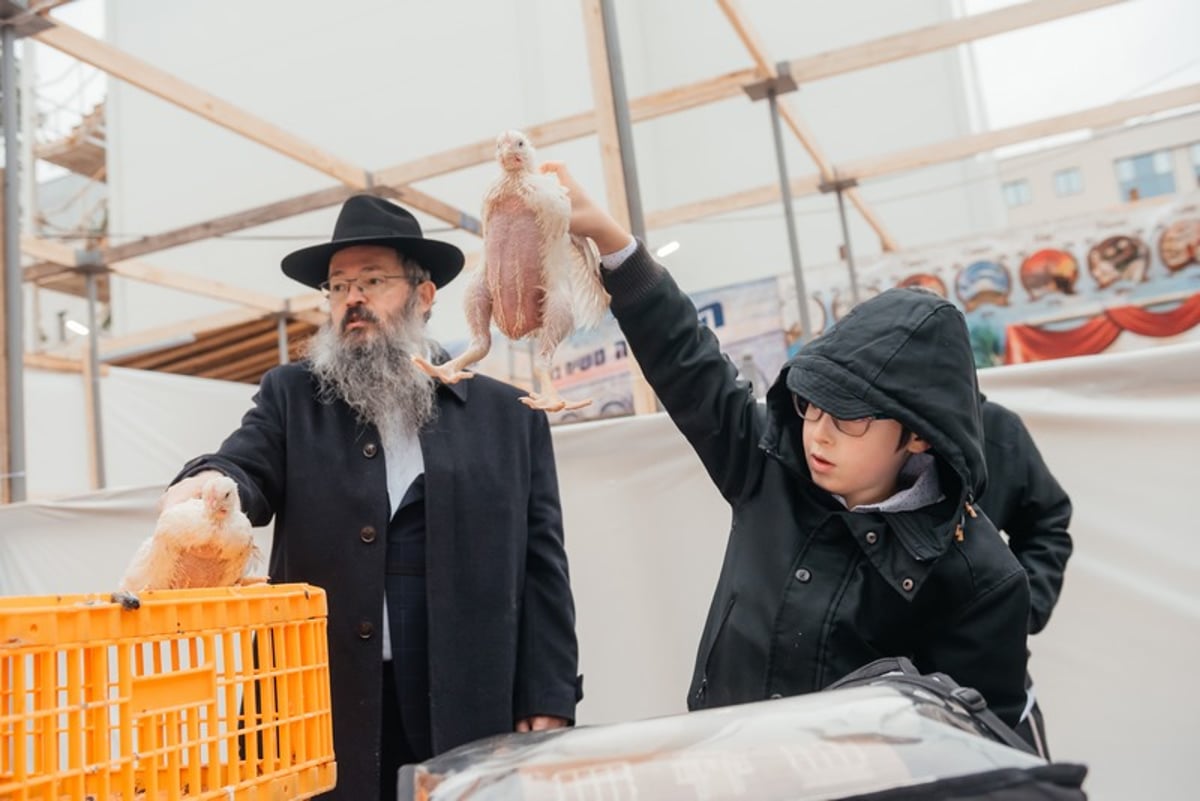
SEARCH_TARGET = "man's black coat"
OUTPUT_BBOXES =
[178,363,580,801]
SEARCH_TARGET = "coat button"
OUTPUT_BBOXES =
[794,567,812,583]
[362,442,378,458]
[360,526,377,543]
[901,578,914,592]
[357,621,374,639]
[865,531,878,544]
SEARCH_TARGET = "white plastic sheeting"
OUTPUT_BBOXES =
[21,366,256,499]
[3,342,1198,800]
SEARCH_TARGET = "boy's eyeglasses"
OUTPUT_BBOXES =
[792,394,886,438]
[319,274,417,301]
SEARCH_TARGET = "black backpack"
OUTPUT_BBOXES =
[826,657,1088,800]
[400,657,1089,801]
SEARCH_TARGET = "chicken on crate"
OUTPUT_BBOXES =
[112,475,266,611]
[0,584,336,801]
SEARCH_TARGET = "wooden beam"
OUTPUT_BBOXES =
[219,341,308,384]
[108,258,284,312]
[107,67,757,267]
[784,0,1129,84]
[717,0,898,250]
[101,181,480,267]
[99,307,270,360]
[163,322,311,375]
[20,234,79,266]
[717,0,774,77]
[103,185,363,264]
[34,270,110,303]
[286,291,326,314]
[291,309,326,328]
[201,347,287,382]
[580,0,660,417]
[32,1,1124,275]
[645,83,1200,230]
[580,0,631,232]
[843,187,897,252]
[118,318,278,371]
[371,67,758,189]
[839,82,1200,182]
[376,185,482,235]
[23,260,75,282]
[32,20,372,189]
[647,177,819,229]
[23,352,110,376]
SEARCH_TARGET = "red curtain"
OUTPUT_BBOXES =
[1005,292,1200,364]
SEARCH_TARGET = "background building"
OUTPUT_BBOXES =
[998,108,1200,227]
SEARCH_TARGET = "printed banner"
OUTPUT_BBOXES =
[451,193,1200,422]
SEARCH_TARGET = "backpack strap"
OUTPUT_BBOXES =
[827,657,1036,756]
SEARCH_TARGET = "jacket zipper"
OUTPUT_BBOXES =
[695,593,737,705]
[955,495,979,542]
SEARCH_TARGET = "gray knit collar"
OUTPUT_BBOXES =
[836,452,944,513]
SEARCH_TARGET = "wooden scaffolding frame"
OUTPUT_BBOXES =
[5,0,1194,495]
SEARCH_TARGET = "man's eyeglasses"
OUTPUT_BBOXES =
[792,394,885,438]
[319,274,417,301]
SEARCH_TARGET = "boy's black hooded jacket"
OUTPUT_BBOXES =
[602,244,1031,727]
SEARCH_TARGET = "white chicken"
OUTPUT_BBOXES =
[111,474,263,610]
[414,129,610,412]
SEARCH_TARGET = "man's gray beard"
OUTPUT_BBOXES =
[307,297,437,436]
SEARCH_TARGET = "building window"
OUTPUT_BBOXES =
[1002,179,1031,207]
[1115,149,1175,201]
[1054,167,1083,196]
[1190,142,1200,187]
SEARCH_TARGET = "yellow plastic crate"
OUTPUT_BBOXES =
[0,584,336,801]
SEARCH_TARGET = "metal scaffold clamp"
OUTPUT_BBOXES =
[0,1,53,37]
[743,61,799,101]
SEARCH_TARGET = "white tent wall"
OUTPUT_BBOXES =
[22,366,255,498]
[4,341,1198,799]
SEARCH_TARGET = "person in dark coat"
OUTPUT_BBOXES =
[978,394,1073,757]
[160,195,582,801]
[546,163,1032,735]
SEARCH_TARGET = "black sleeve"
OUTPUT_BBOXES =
[1002,420,1073,634]
[602,244,764,503]
[980,403,1073,635]
[514,411,581,722]
[173,369,288,527]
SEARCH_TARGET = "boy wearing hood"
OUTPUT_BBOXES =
[547,163,1031,732]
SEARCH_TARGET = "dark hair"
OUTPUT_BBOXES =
[396,253,434,322]
[896,425,914,451]
[397,252,431,285]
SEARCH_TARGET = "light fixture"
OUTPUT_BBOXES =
[655,241,680,258]
[65,320,90,336]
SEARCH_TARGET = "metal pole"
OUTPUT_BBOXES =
[766,89,812,341]
[84,269,105,488]
[276,314,289,365]
[598,0,645,241]
[2,22,26,501]
[833,174,861,305]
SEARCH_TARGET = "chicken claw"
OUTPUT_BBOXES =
[412,355,476,385]
[518,391,592,413]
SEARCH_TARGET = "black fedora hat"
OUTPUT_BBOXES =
[281,194,465,289]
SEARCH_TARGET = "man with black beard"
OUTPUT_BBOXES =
[162,194,581,801]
